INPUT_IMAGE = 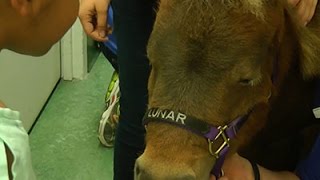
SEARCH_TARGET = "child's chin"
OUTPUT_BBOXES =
[21,46,51,57]
[31,47,51,57]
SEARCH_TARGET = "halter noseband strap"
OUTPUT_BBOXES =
[143,108,248,178]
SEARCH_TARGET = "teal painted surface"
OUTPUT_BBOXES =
[30,54,114,180]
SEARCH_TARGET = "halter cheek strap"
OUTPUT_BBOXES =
[205,116,247,177]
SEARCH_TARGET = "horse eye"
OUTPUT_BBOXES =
[239,78,253,86]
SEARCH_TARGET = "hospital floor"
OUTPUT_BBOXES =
[29,54,114,180]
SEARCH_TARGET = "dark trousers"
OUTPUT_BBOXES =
[112,0,157,179]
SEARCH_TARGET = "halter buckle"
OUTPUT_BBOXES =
[208,125,230,159]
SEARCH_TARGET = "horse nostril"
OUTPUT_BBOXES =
[135,162,141,175]
[135,161,152,180]
[135,164,153,180]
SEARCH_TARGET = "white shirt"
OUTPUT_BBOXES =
[0,108,36,180]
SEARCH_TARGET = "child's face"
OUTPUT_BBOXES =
[4,0,79,56]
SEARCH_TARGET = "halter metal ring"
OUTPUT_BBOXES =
[208,125,230,159]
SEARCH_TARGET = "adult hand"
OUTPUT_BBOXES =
[214,153,299,180]
[208,153,253,180]
[79,0,112,41]
[219,153,254,180]
[288,0,318,25]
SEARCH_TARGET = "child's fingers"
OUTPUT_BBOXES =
[288,0,301,7]
[296,0,308,24]
[292,0,318,25]
[306,0,318,23]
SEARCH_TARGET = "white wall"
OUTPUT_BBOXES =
[61,19,88,80]
[0,44,61,131]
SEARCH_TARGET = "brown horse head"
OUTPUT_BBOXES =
[135,0,320,179]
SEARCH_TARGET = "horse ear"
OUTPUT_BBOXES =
[286,4,320,79]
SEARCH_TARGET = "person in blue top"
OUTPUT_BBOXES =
[79,0,319,180]
[211,135,320,180]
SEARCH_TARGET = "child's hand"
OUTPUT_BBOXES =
[0,101,6,108]
[288,0,318,25]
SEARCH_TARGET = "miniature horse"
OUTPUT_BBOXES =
[135,0,320,179]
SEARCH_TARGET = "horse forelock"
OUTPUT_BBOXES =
[175,0,269,20]
[222,0,265,17]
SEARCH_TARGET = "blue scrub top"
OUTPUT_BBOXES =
[103,6,117,55]
[296,134,320,180]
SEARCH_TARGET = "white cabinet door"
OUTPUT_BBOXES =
[0,43,61,131]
